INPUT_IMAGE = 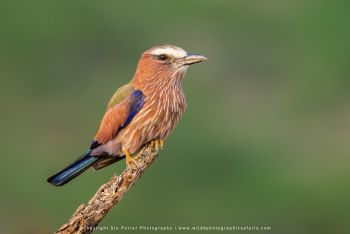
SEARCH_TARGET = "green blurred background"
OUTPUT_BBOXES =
[0,0,349,233]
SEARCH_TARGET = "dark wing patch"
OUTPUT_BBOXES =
[90,140,101,150]
[120,90,144,128]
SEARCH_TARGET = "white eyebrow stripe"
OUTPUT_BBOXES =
[151,47,187,58]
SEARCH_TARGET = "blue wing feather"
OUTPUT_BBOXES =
[120,90,144,128]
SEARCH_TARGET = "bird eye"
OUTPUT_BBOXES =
[156,54,169,61]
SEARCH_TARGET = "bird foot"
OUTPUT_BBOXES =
[123,140,164,169]
[123,149,141,169]
[150,139,164,152]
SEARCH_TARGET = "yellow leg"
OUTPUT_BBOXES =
[149,139,164,151]
[150,140,155,149]
[154,140,159,151]
[123,149,139,167]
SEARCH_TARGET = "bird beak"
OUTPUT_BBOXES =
[179,53,208,66]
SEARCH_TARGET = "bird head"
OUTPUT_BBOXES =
[132,45,207,88]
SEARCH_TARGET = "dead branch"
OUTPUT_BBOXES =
[55,143,159,234]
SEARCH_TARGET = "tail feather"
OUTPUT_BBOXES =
[47,151,98,186]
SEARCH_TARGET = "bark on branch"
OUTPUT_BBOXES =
[55,143,159,234]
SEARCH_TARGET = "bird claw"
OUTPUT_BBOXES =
[123,149,141,170]
[150,139,164,152]
[123,140,164,170]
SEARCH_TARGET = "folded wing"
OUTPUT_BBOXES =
[93,85,144,148]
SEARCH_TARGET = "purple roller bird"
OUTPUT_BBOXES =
[47,45,207,186]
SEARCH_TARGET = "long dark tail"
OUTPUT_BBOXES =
[47,151,98,186]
